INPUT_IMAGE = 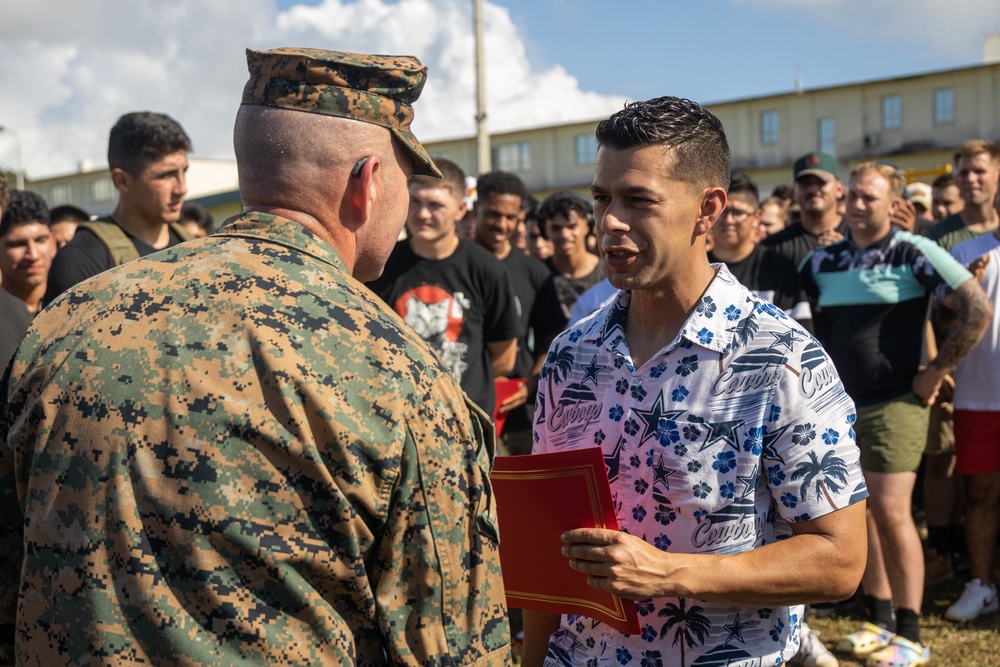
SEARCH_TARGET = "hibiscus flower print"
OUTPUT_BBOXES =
[676,355,699,377]
[744,426,764,455]
[696,296,717,318]
[713,450,736,473]
[792,423,815,446]
[767,464,786,486]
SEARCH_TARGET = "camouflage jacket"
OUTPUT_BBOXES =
[0,212,509,666]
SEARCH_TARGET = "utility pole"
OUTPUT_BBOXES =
[473,0,490,175]
[0,125,24,189]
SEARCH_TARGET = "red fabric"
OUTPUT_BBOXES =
[491,447,640,634]
[954,409,1000,474]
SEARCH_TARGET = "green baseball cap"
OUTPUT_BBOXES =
[793,151,838,182]
[241,47,442,178]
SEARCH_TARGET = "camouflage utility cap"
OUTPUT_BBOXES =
[242,47,442,178]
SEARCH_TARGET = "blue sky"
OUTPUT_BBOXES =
[494,0,994,103]
[1,0,997,177]
[279,0,996,103]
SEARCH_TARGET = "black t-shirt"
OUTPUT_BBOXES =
[45,217,185,303]
[708,244,813,332]
[498,249,563,433]
[535,258,605,336]
[799,229,958,406]
[368,238,522,414]
[0,288,33,373]
[499,250,560,377]
[762,218,850,269]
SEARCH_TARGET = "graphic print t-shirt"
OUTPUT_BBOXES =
[369,238,521,413]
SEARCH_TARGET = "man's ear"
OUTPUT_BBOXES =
[695,186,727,236]
[349,154,380,224]
[110,168,130,195]
[888,195,901,217]
[454,198,468,223]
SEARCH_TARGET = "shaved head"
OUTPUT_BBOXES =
[234,105,393,212]
[233,104,414,280]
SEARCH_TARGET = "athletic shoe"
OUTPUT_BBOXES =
[791,621,839,667]
[944,578,999,621]
[834,622,893,657]
[810,596,857,618]
[866,636,930,667]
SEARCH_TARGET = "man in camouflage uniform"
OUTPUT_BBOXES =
[1,48,509,666]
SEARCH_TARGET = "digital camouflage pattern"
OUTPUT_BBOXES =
[242,47,442,178]
[0,212,509,666]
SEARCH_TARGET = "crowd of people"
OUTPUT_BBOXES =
[0,45,997,667]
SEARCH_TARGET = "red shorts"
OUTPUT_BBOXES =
[954,410,1000,475]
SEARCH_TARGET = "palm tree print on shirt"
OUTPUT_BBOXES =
[791,450,849,511]
[658,597,711,667]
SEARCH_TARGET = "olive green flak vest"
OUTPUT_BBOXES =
[76,220,195,266]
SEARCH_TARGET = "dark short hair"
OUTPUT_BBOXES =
[1,190,50,237]
[108,112,192,176]
[932,173,957,189]
[410,156,465,200]
[180,202,214,232]
[536,191,594,240]
[475,171,527,205]
[596,96,731,190]
[727,173,760,208]
[49,204,90,225]
[770,183,794,201]
[522,194,538,213]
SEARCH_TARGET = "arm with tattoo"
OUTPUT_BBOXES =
[913,279,993,404]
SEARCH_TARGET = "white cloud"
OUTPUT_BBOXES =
[271,0,626,139]
[0,0,625,179]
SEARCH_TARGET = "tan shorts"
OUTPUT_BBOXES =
[857,393,930,474]
[923,400,955,456]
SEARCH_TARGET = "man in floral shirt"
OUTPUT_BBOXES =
[521,96,868,667]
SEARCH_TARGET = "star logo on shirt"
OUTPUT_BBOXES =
[722,611,749,646]
[737,465,759,499]
[633,391,685,446]
[580,355,608,386]
[768,329,801,352]
[698,419,745,452]
[604,436,625,484]
[651,453,680,492]
[761,423,792,464]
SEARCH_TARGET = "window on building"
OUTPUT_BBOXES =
[760,111,779,145]
[934,88,954,125]
[818,117,836,157]
[574,134,598,165]
[492,142,531,172]
[91,177,114,202]
[882,95,902,130]
[49,184,72,205]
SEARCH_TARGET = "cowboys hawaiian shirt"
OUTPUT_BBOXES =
[533,264,867,667]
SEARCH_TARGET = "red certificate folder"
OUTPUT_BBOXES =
[492,378,526,437]
[491,447,640,634]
